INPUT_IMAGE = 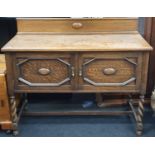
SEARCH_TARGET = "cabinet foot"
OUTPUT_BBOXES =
[5,130,12,134]
[136,130,142,136]
[136,95,144,136]
[9,96,19,136]
[128,94,144,136]
[13,130,19,136]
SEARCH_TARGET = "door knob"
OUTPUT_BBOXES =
[72,22,83,29]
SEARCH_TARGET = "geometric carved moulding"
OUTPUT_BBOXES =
[82,57,137,87]
[16,58,72,87]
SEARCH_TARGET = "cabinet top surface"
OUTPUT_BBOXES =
[1,33,152,52]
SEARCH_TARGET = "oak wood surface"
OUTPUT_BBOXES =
[6,51,148,94]
[78,52,143,92]
[1,33,152,52]
[14,53,75,91]
[0,54,21,130]
[2,18,152,95]
[0,55,11,126]
[0,54,6,74]
[0,75,11,121]
[0,18,153,134]
[17,18,138,33]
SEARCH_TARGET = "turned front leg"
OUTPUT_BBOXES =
[10,96,19,136]
[136,95,144,136]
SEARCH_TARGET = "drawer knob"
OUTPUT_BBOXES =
[72,22,83,29]
[103,68,116,75]
[38,68,51,75]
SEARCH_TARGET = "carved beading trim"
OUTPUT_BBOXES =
[83,77,136,86]
[17,58,74,87]
[81,57,137,87]
[18,77,71,87]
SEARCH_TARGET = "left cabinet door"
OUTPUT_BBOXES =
[14,53,75,93]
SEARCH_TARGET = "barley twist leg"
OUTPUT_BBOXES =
[10,96,19,136]
[136,95,144,136]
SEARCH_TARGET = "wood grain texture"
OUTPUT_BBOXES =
[17,18,138,33]
[141,51,150,95]
[0,54,6,74]
[0,55,11,122]
[1,33,152,52]
[78,52,144,92]
[2,18,152,95]
[5,53,15,96]
[8,51,149,94]
[14,53,75,91]
[84,58,136,83]
[0,54,21,130]
[0,18,152,134]
[19,59,70,83]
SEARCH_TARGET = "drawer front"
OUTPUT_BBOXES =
[14,53,75,92]
[79,52,144,92]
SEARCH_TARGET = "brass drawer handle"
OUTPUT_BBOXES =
[103,68,116,75]
[38,68,51,75]
[72,22,83,29]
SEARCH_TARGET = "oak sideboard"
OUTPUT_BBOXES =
[1,18,153,136]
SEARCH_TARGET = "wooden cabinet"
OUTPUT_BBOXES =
[1,18,152,136]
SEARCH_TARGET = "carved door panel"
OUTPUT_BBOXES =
[78,52,143,93]
[14,53,75,92]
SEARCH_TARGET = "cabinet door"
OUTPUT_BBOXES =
[78,52,143,93]
[14,53,75,93]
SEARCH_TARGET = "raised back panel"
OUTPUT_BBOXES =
[17,18,138,33]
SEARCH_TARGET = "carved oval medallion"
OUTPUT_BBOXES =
[72,22,83,29]
[103,68,116,75]
[38,68,51,75]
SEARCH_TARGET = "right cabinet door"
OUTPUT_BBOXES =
[78,52,144,93]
